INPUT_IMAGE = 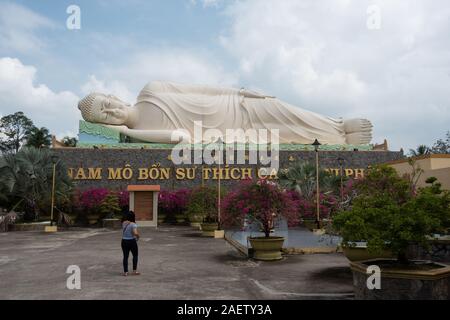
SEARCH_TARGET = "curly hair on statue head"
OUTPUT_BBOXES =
[78,93,105,122]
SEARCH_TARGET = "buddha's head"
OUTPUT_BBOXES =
[78,93,131,125]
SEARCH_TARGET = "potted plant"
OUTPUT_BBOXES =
[222,179,299,260]
[186,186,220,236]
[100,192,122,229]
[333,165,450,299]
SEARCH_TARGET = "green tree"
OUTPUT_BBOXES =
[0,147,72,221]
[0,112,34,153]
[25,127,51,149]
[408,144,430,157]
[333,165,448,264]
[62,136,78,147]
[431,131,450,154]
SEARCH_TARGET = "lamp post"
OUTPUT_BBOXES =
[217,137,223,230]
[312,139,321,229]
[50,155,59,227]
[337,157,345,204]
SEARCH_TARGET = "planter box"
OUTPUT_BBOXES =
[214,230,225,239]
[102,219,122,230]
[44,226,58,233]
[9,222,50,232]
[350,259,450,300]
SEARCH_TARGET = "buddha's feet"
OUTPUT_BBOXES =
[344,118,373,145]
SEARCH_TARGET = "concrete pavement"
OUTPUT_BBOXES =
[0,226,354,299]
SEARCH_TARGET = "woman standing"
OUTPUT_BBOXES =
[121,211,140,276]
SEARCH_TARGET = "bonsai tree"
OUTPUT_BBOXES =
[186,186,220,224]
[333,165,449,264]
[222,179,299,237]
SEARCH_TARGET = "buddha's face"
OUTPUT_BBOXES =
[90,94,130,125]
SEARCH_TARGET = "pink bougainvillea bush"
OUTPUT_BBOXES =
[117,190,129,210]
[77,188,109,213]
[287,191,339,221]
[158,189,192,219]
[73,188,129,219]
[222,179,299,237]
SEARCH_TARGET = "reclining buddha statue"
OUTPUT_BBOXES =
[78,81,372,145]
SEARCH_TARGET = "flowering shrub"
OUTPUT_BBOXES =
[158,189,191,219]
[77,188,109,214]
[73,188,128,220]
[287,191,338,220]
[117,190,129,210]
[222,179,299,237]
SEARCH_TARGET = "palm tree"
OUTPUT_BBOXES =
[278,162,340,199]
[409,145,430,157]
[0,147,72,221]
[25,127,51,149]
[62,136,78,147]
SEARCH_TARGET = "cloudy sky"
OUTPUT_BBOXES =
[0,0,449,151]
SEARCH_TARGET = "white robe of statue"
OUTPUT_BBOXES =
[77,81,372,145]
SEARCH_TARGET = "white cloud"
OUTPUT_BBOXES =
[81,75,135,104]
[87,48,238,102]
[0,2,54,53]
[0,57,80,138]
[218,0,450,150]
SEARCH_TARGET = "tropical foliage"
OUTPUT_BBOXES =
[25,127,51,149]
[279,161,346,222]
[408,145,430,157]
[0,147,72,221]
[62,136,78,147]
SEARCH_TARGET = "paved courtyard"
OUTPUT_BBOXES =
[0,226,354,300]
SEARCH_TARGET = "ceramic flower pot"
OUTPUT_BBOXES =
[200,222,218,237]
[343,246,394,262]
[158,214,166,224]
[175,214,186,224]
[249,237,285,261]
[189,214,204,229]
[87,214,100,225]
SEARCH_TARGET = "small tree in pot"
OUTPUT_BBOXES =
[186,186,221,236]
[333,165,450,299]
[222,179,299,260]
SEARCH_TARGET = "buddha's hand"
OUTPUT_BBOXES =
[103,125,129,134]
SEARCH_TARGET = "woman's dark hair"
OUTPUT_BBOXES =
[121,211,136,223]
[128,211,136,223]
